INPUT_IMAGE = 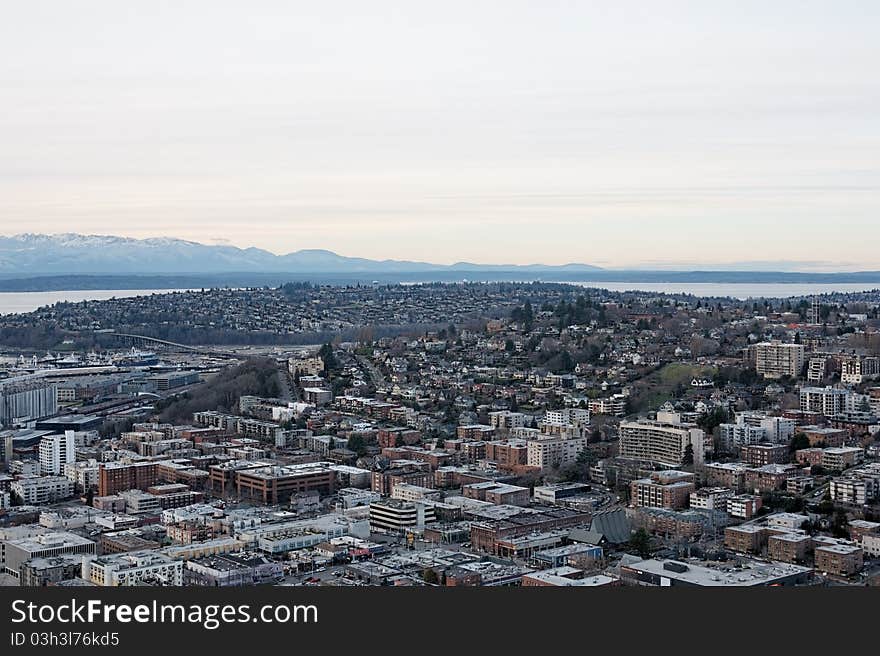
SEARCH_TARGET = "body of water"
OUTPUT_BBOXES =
[0,289,194,315]
[1,282,878,316]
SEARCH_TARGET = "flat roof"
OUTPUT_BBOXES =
[626,558,812,586]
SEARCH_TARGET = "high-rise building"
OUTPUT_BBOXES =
[800,386,850,416]
[751,341,805,379]
[618,419,706,467]
[38,430,76,476]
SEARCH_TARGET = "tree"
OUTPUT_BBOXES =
[789,433,810,453]
[522,300,534,331]
[816,490,834,515]
[422,568,440,585]
[831,509,849,538]
[628,528,652,558]
[682,444,694,466]
[347,435,367,456]
[556,350,574,373]
[697,407,728,434]
[318,343,338,373]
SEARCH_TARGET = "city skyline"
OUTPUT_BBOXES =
[2,2,878,270]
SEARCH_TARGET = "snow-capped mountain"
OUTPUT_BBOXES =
[0,233,603,276]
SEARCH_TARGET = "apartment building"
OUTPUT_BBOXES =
[724,525,767,554]
[83,551,184,586]
[618,419,705,467]
[751,341,805,379]
[688,487,733,511]
[800,386,850,417]
[726,494,762,519]
[10,476,75,505]
[767,533,811,564]
[741,444,789,467]
[488,411,528,430]
[814,544,863,577]
[371,462,433,495]
[840,355,880,385]
[526,435,587,470]
[98,461,160,496]
[629,470,695,510]
[821,447,863,471]
[462,481,530,506]
[38,430,76,476]
[485,439,529,469]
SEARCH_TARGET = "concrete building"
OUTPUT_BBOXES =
[2,532,95,580]
[526,435,587,470]
[618,419,705,467]
[821,447,863,471]
[38,430,77,476]
[688,487,733,512]
[184,552,283,586]
[840,355,880,385]
[11,476,75,505]
[0,380,58,427]
[621,558,812,587]
[368,499,436,534]
[83,551,184,586]
[800,386,850,417]
[752,341,805,379]
[462,481,530,506]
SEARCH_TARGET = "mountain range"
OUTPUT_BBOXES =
[1,233,880,292]
[0,233,603,276]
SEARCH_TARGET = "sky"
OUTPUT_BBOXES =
[1,1,878,270]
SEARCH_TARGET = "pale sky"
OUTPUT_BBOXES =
[1,1,878,270]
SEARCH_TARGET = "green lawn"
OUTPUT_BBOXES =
[629,362,717,413]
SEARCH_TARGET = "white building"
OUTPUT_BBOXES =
[543,408,590,426]
[830,478,870,505]
[10,476,75,505]
[753,341,805,379]
[390,483,441,502]
[688,487,733,511]
[618,420,706,467]
[82,551,184,586]
[527,435,587,470]
[863,534,880,557]
[488,411,527,430]
[368,499,435,533]
[841,356,880,385]
[800,386,850,416]
[39,430,76,476]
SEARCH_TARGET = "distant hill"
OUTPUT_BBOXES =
[0,233,604,276]
[1,233,879,292]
